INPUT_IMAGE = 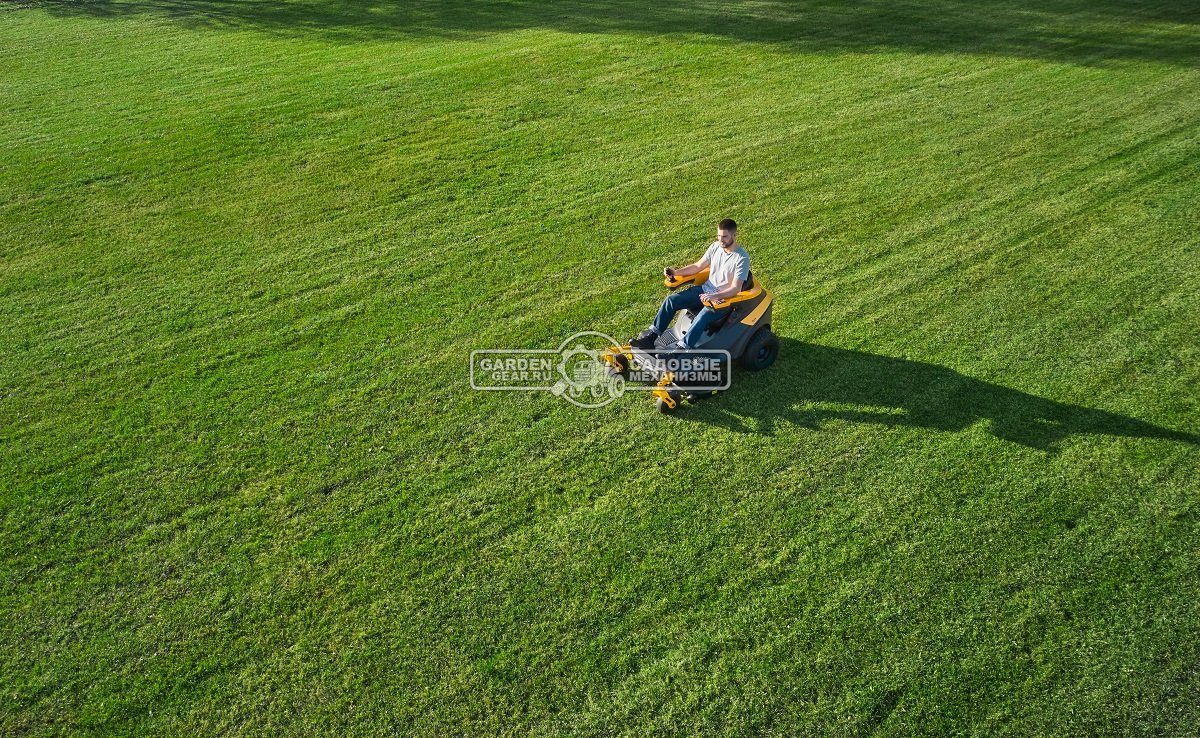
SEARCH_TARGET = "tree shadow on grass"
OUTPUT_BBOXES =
[680,338,1199,451]
[33,0,1200,68]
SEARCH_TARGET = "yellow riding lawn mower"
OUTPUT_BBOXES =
[602,268,778,413]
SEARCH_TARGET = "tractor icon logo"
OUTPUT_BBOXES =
[550,333,626,408]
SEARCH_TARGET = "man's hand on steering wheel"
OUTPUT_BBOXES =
[663,266,676,279]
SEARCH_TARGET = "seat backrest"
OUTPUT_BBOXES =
[743,270,754,291]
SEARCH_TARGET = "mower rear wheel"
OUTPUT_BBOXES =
[740,328,779,371]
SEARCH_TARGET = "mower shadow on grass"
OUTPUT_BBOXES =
[36,0,1200,69]
[679,338,1200,451]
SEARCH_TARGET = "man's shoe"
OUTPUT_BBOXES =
[630,329,659,350]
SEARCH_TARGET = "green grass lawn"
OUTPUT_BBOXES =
[2,0,1199,734]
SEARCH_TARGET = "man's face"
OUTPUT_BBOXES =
[717,228,736,247]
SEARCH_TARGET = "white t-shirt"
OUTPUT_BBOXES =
[701,241,750,294]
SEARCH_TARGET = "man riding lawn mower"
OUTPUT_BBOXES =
[602,219,779,412]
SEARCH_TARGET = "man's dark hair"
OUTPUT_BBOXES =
[718,218,738,232]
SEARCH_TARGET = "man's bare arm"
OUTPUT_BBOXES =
[664,258,709,279]
[700,277,744,302]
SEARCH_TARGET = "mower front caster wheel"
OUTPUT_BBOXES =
[605,353,630,380]
[656,391,683,414]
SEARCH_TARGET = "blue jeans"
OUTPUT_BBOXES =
[652,285,725,348]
